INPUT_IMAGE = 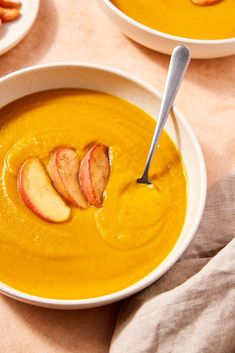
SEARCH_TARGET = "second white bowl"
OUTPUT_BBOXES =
[98,0,235,59]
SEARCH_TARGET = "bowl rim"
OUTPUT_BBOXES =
[101,0,235,45]
[0,62,207,308]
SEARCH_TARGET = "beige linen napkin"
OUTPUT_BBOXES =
[110,172,235,353]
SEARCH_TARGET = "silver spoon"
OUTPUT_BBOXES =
[137,46,191,185]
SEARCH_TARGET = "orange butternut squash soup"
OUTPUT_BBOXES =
[111,0,235,40]
[0,90,187,299]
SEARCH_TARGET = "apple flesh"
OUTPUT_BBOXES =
[48,147,87,209]
[17,158,71,223]
[79,144,110,208]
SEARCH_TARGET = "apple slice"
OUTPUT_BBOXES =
[79,144,110,208]
[48,147,87,209]
[192,0,223,5]
[0,0,21,9]
[0,6,20,22]
[17,158,71,223]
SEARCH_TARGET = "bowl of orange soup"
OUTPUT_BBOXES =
[0,63,206,308]
[98,0,235,58]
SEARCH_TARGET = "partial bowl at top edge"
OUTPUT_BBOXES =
[98,0,235,59]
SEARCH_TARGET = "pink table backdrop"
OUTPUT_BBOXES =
[0,1,234,352]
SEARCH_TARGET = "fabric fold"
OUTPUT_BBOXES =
[110,173,235,353]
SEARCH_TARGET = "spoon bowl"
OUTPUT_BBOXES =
[137,175,152,185]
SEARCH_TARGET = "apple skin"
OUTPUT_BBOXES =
[17,158,71,223]
[48,147,87,209]
[79,144,110,208]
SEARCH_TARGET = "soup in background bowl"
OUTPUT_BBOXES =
[0,64,206,308]
[98,0,235,58]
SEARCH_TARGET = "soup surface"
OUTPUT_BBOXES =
[111,0,235,40]
[0,90,186,299]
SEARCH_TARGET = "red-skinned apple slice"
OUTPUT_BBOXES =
[0,0,21,8]
[48,147,87,209]
[192,0,223,5]
[17,158,71,223]
[79,144,110,208]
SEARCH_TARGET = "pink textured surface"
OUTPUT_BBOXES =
[0,0,234,352]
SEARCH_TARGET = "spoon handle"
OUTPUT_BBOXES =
[142,46,191,180]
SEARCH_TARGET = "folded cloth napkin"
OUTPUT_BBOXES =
[110,172,235,353]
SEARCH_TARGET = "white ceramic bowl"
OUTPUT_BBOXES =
[98,0,235,59]
[0,63,207,309]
